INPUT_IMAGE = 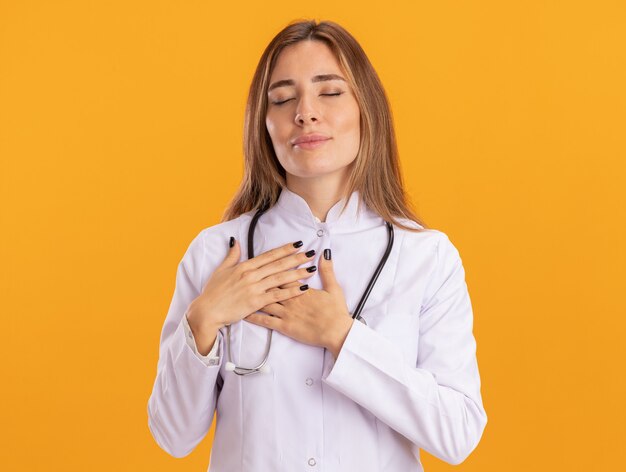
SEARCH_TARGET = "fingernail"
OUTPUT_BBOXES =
[300,284,309,291]
[306,265,317,273]
[305,249,316,258]
[229,236,235,248]
[324,248,331,260]
[293,240,303,248]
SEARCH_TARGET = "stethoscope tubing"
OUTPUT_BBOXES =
[225,197,394,376]
[352,220,394,323]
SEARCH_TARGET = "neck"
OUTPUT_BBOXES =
[285,172,351,222]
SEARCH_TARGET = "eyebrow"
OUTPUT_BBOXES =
[268,73,346,92]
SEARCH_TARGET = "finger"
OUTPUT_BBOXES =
[318,248,339,293]
[267,282,301,292]
[253,248,317,285]
[278,280,301,289]
[266,283,299,307]
[244,312,282,331]
[260,282,310,306]
[237,240,305,273]
[260,303,286,318]
[217,236,241,269]
[257,265,316,292]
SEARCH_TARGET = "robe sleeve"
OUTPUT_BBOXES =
[323,232,487,465]
[147,229,224,458]
[182,312,222,365]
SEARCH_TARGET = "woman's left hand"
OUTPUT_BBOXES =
[244,251,354,359]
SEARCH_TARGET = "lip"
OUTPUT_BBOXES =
[291,133,331,146]
[294,139,329,150]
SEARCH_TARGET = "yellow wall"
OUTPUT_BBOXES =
[1,1,624,470]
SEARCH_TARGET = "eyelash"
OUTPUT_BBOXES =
[272,92,344,106]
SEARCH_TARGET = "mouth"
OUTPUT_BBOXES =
[292,133,332,145]
[293,138,330,150]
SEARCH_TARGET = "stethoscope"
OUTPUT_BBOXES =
[224,202,395,376]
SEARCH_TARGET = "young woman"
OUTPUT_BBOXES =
[147,19,487,471]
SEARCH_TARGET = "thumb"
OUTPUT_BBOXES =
[220,236,241,268]
[318,248,338,293]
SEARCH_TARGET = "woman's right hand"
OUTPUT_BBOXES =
[185,237,317,346]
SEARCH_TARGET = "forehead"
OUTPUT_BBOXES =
[269,40,343,80]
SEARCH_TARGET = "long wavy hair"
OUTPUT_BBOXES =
[221,19,427,232]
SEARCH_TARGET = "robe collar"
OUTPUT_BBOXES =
[272,185,381,233]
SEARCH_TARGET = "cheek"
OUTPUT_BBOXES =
[266,114,291,149]
[265,116,277,139]
[340,105,361,145]
[337,101,360,132]
[265,116,290,163]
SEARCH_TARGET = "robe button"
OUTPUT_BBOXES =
[305,378,314,386]
[308,457,317,466]
[316,229,324,237]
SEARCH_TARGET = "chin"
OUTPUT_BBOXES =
[289,165,350,180]
[279,151,356,178]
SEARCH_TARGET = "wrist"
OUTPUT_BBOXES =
[186,307,223,336]
[326,315,353,360]
[185,310,221,355]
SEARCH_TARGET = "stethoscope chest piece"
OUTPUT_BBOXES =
[224,323,273,376]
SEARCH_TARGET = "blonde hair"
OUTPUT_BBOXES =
[221,19,427,232]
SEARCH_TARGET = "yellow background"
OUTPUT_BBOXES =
[1,1,625,470]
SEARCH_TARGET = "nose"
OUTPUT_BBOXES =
[295,112,318,125]
[294,94,319,125]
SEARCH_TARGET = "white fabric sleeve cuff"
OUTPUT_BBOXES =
[182,312,221,366]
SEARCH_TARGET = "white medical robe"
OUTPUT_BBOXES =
[147,186,487,471]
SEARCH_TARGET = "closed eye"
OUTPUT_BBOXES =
[272,98,293,105]
[271,91,344,106]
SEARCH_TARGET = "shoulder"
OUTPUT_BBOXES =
[391,218,464,277]
[393,217,455,251]
[195,211,254,246]
[392,220,468,301]
[181,212,254,266]
[178,212,255,288]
